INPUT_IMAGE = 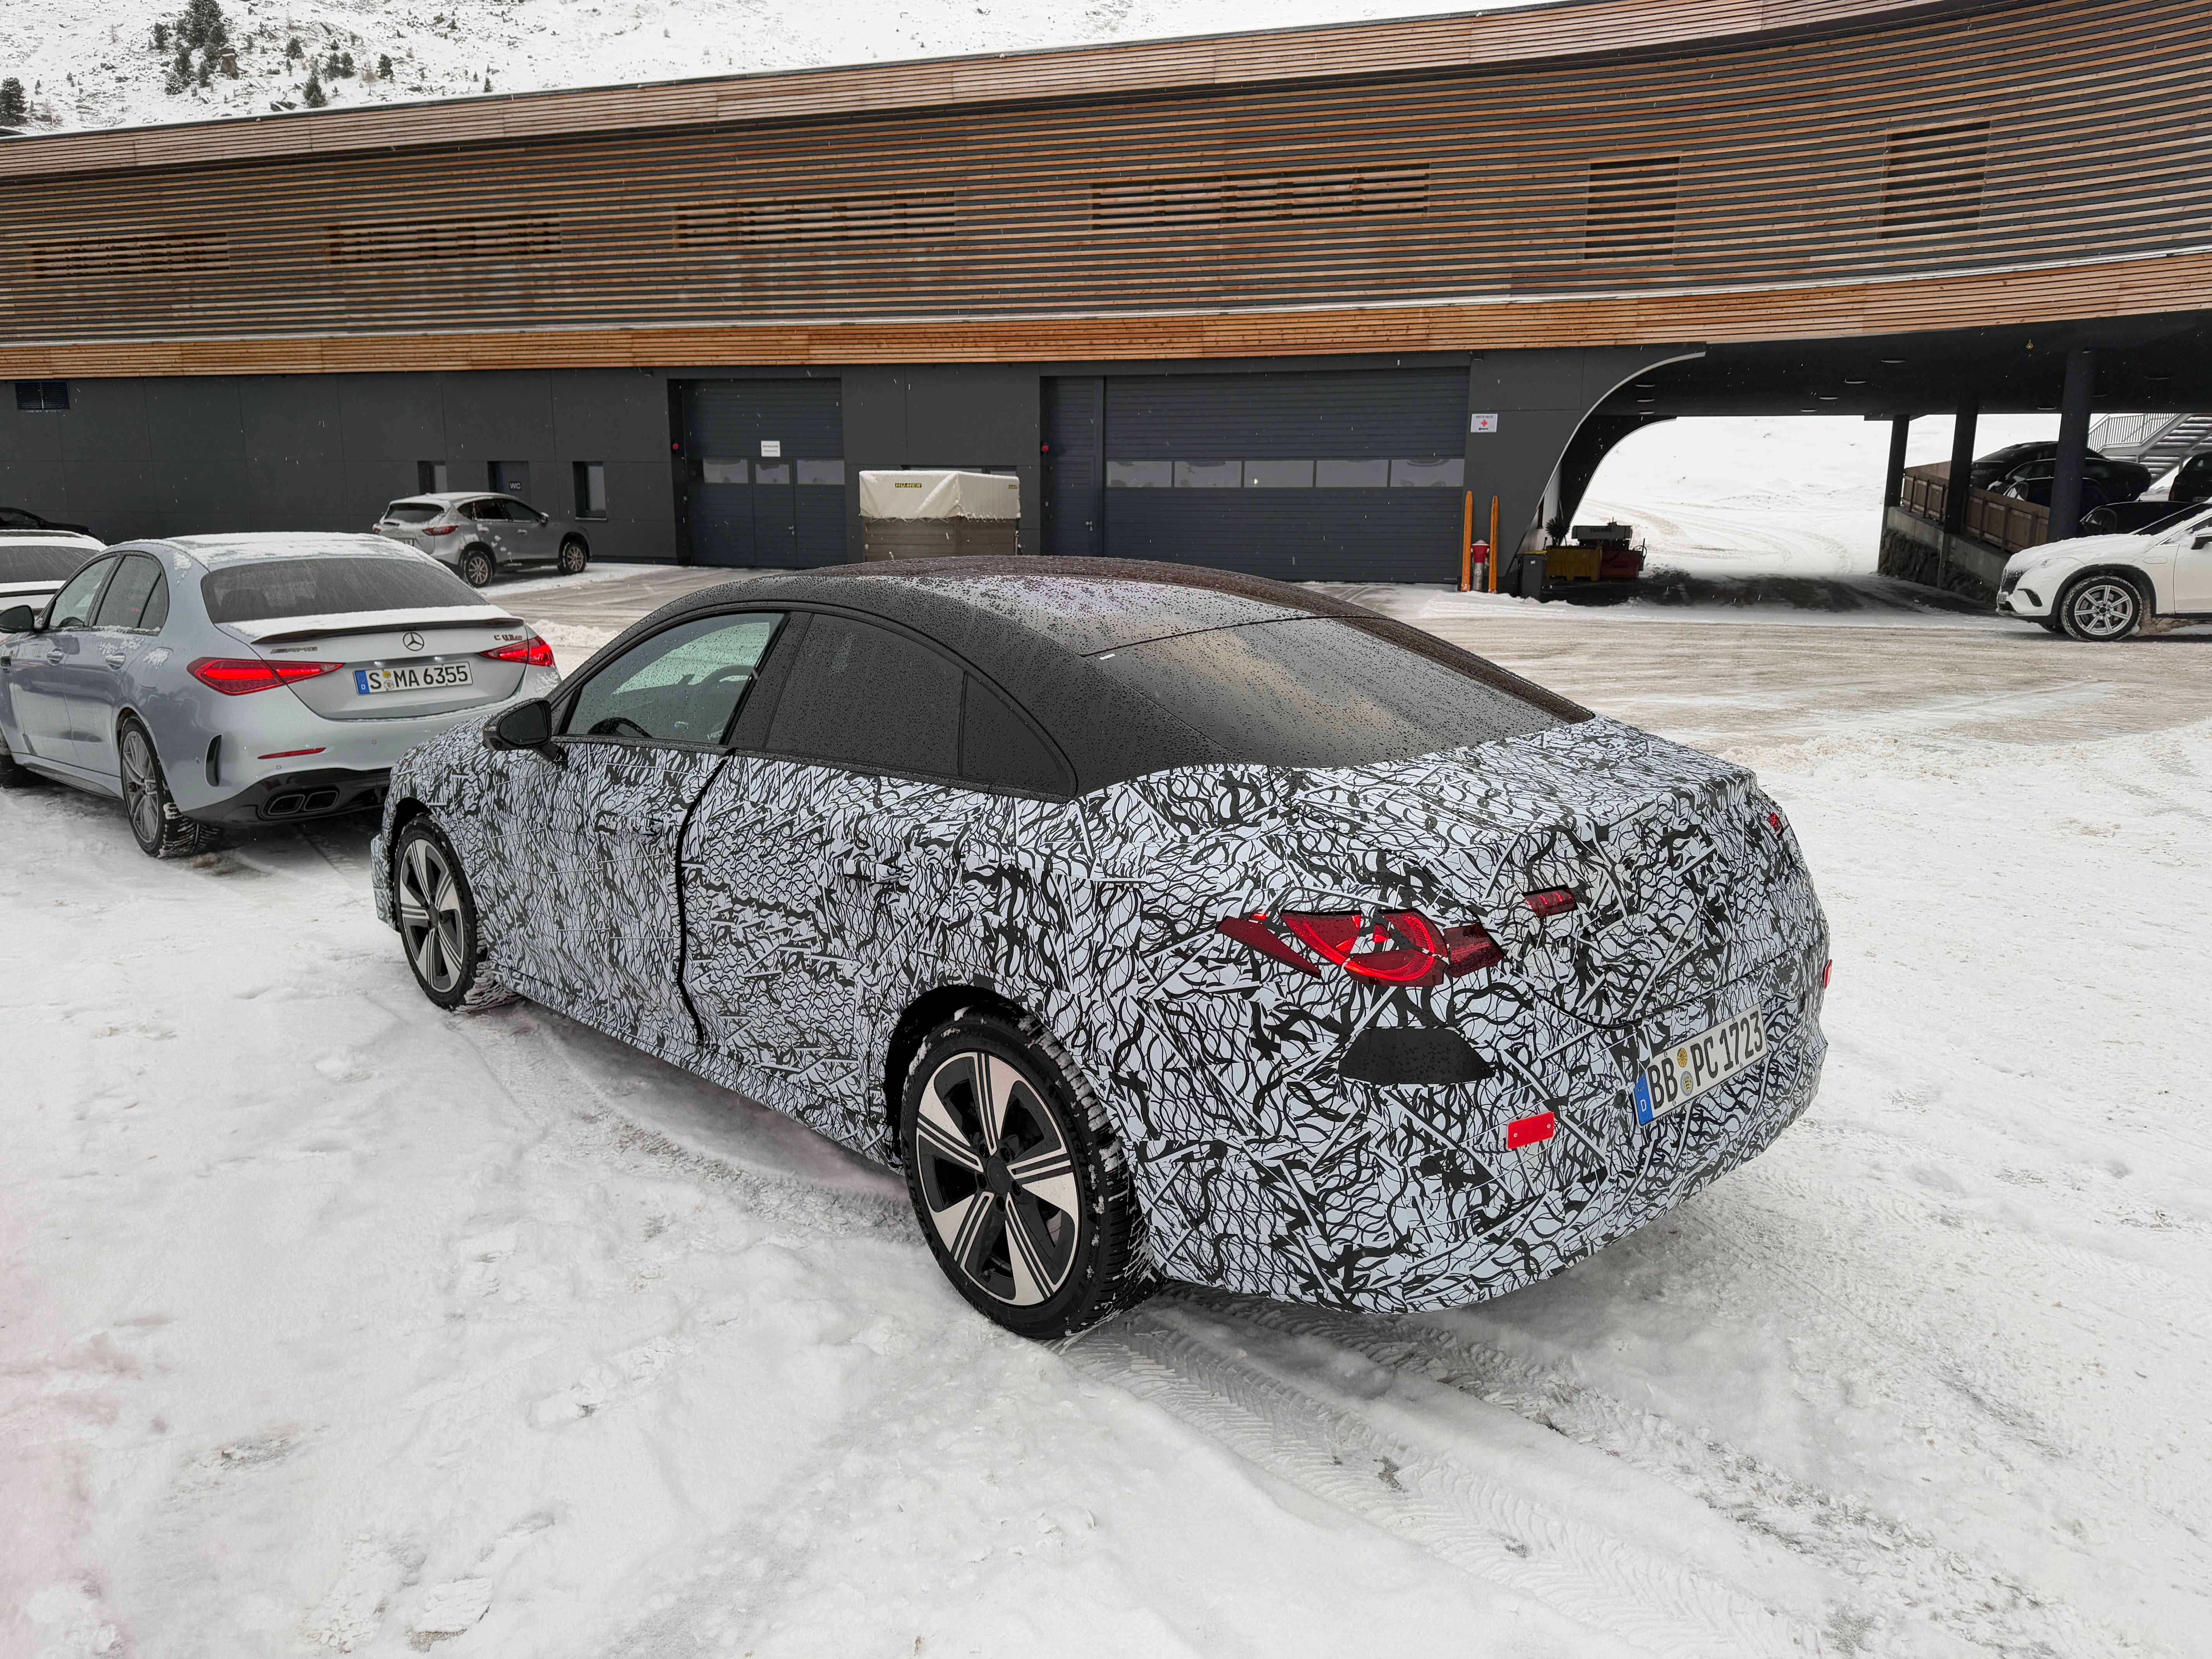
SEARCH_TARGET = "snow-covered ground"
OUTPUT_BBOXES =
[0,0,1527,134]
[6,545,2211,1655]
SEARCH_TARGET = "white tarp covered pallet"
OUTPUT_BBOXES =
[858,470,1020,520]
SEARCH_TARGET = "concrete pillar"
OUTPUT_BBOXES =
[2048,347,2096,542]
[1943,394,1979,536]
[1881,415,1911,518]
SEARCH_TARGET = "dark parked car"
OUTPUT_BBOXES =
[373,558,1830,1337]
[2171,450,2212,507]
[0,505,93,535]
[1970,443,2152,502]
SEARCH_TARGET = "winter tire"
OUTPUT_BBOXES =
[118,717,221,859]
[459,546,495,588]
[556,536,590,575]
[899,1009,1150,1338]
[2057,573,2144,641]
[394,818,481,1008]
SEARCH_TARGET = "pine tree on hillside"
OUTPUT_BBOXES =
[377,53,392,78]
[153,22,170,50]
[302,69,326,107]
[0,77,25,126]
[178,0,229,55]
[286,36,302,61]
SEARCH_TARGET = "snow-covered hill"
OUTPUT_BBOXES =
[0,0,1514,136]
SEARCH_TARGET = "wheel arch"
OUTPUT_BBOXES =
[2057,562,2161,610]
[880,982,1034,1159]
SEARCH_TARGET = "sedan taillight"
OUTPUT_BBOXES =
[188,656,343,695]
[1217,909,1504,987]
[480,634,555,667]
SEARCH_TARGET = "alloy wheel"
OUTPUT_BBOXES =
[912,1049,1082,1306]
[2066,577,2139,639]
[397,834,469,994]
[120,725,165,849]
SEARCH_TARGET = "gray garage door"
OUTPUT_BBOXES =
[682,379,846,568]
[1042,369,1468,582]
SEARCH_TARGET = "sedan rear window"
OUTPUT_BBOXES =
[0,546,92,582]
[1092,618,1571,769]
[200,556,481,623]
[382,501,446,524]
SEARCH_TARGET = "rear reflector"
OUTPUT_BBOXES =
[188,657,343,695]
[481,634,555,667]
[1822,959,1832,989]
[1525,888,1577,918]
[258,747,326,760]
[1506,1112,1557,1149]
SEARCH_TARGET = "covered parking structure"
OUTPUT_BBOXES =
[2,0,2209,587]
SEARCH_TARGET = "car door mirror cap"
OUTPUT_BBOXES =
[486,697,561,760]
[0,604,42,632]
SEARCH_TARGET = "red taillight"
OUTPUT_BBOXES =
[1220,909,1506,986]
[480,634,555,667]
[423,525,459,536]
[1282,910,1442,984]
[1215,916,1322,978]
[187,657,342,695]
[1506,1111,1556,1149]
[1822,959,1832,989]
[1525,888,1577,918]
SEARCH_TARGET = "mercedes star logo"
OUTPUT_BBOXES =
[402,631,426,653]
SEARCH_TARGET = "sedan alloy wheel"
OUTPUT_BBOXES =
[395,821,479,1005]
[2060,574,2143,641]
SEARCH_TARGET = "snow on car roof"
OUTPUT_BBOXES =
[151,532,438,568]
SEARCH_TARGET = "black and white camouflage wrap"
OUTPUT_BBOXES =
[375,713,1827,1312]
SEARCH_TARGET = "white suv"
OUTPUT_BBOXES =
[1997,505,2212,640]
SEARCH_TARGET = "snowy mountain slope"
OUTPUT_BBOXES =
[0,0,1522,135]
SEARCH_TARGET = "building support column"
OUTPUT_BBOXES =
[1882,414,1911,516]
[1943,393,1978,537]
[2048,347,2096,542]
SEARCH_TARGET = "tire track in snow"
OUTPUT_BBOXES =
[1065,1302,1829,1659]
[1173,1290,2139,1659]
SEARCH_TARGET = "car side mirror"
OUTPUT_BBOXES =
[0,604,40,632]
[486,697,560,759]
[2193,531,2212,550]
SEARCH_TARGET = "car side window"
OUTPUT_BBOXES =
[960,676,1070,795]
[562,611,784,746]
[467,500,503,520]
[46,558,117,630]
[763,614,962,778]
[93,555,165,631]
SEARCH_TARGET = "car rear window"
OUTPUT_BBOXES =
[200,556,481,623]
[1091,617,1571,769]
[383,501,445,524]
[0,546,92,582]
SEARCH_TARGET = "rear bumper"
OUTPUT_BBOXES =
[187,766,391,826]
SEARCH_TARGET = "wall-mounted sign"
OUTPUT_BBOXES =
[1470,413,1499,434]
[760,439,782,458]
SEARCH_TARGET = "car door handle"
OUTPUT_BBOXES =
[104,651,129,668]
[45,649,64,665]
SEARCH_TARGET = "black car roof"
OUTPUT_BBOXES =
[596,557,1588,793]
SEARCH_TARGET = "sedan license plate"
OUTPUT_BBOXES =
[1633,1007,1767,1125]
[355,662,473,695]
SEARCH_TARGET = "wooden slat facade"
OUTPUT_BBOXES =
[2,0,2207,378]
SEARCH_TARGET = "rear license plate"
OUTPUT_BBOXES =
[1633,1007,1767,1125]
[355,663,473,695]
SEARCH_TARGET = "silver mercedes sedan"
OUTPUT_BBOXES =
[372,492,594,587]
[0,532,559,855]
